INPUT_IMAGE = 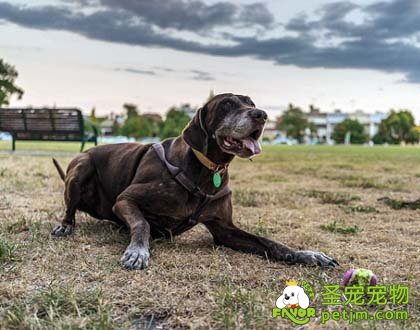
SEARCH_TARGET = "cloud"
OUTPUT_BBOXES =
[115,68,156,75]
[190,70,214,81]
[153,66,175,72]
[72,0,274,31]
[0,0,420,82]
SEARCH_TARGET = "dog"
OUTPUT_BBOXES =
[51,93,338,270]
[276,282,310,309]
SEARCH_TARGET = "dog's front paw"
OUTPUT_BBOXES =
[294,250,339,267]
[51,224,74,237]
[121,244,150,270]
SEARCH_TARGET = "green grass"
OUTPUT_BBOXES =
[379,197,420,210]
[212,276,267,329]
[0,240,18,265]
[303,189,360,205]
[0,140,97,152]
[340,205,378,214]
[233,188,284,207]
[3,286,113,330]
[320,220,360,235]
[1,142,419,329]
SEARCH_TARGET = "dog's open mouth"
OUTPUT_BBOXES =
[220,128,262,157]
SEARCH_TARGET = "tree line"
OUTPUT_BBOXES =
[0,59,23,106]
[276,104,420,144]
[88,103,192,140]
[1,58,419,144]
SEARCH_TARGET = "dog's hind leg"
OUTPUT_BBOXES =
[52,154,94,237]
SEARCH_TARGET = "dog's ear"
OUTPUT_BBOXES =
[275,294,286,309]
[182,106,208,153]
[297,287,309,309]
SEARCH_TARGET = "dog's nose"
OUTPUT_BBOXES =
[249,109,267,123]
[284,294,289,300]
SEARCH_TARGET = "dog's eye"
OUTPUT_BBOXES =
[291,292,294,296]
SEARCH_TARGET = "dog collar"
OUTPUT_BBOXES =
[191,148,228,173]
[287,304,299,309]
[191,147,228,188]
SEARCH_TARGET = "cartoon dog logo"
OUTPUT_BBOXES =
[276,280,310,309]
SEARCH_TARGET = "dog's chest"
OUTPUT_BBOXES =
[138,180,201,218]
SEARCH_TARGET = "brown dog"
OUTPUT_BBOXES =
[52,93,338,269]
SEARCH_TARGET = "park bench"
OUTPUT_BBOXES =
[0,108,98,151]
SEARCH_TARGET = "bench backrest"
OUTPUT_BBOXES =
[0,108,85,141]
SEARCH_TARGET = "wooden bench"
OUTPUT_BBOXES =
[0,108,98,151]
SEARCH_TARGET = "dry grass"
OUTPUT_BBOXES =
[0,143,419,329]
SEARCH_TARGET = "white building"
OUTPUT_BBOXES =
[307,108,387,144]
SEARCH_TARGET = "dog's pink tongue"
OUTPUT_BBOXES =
[242,137,261,155]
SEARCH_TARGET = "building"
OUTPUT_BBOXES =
[93,112,125,136]
[99,119,115,136]
[349,110,388,138]
[143,113,163,124]
[306,107,387,144]
[262,119,279,140]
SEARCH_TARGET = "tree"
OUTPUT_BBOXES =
[160,107,191,139]
[112,119,121,136]
[0,59,24,106]
[407,126,420,144]
[123,103,139,118]
[276,104,311,142]
[120,103,153,138]
[89,107,97,122]
[373,110,418,144]
[120,116,153,138]
[332,119,368,144]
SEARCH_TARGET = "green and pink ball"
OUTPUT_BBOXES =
[343,268,377,286]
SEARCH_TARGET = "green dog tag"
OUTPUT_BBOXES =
[213,172,222,188]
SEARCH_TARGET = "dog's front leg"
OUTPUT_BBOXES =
[113,197,150,270]
[205,220,338,267]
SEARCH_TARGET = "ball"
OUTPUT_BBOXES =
[342,268,377,286]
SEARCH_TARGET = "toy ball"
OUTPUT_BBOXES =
[343,268,377,286]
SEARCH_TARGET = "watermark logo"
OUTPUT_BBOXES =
[272,280,409,325]
[272,280,316,325]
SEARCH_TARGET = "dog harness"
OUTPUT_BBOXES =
[152,142,231,234]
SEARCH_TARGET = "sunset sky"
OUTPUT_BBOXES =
[1,0,420,119]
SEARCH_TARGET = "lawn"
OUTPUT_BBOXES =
[0,142,419,329]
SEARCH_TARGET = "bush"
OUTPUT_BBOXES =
[332,119,368,144]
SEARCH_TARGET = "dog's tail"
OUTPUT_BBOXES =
[52,158,66,182]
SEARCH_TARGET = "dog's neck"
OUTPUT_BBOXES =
[170,137,233,193]
[191,148,228,172]
[202,137,235,166]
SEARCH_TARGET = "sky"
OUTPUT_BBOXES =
[1,0,420,119]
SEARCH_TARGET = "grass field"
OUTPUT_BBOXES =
[0,141,419,329]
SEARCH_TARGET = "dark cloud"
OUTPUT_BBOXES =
[115,68,156,75]
[238,3,274,27]
[153,66,175,72]
[73,0,273,31]
[0,0,420,82]
[190,70,214,81]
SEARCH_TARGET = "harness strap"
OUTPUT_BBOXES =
[152,143,231,231]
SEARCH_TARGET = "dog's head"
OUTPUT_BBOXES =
[276,285,310,309]
[182,93,267,161]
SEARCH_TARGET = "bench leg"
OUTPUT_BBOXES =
[80,140,85,152]
[12,136,16,151]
